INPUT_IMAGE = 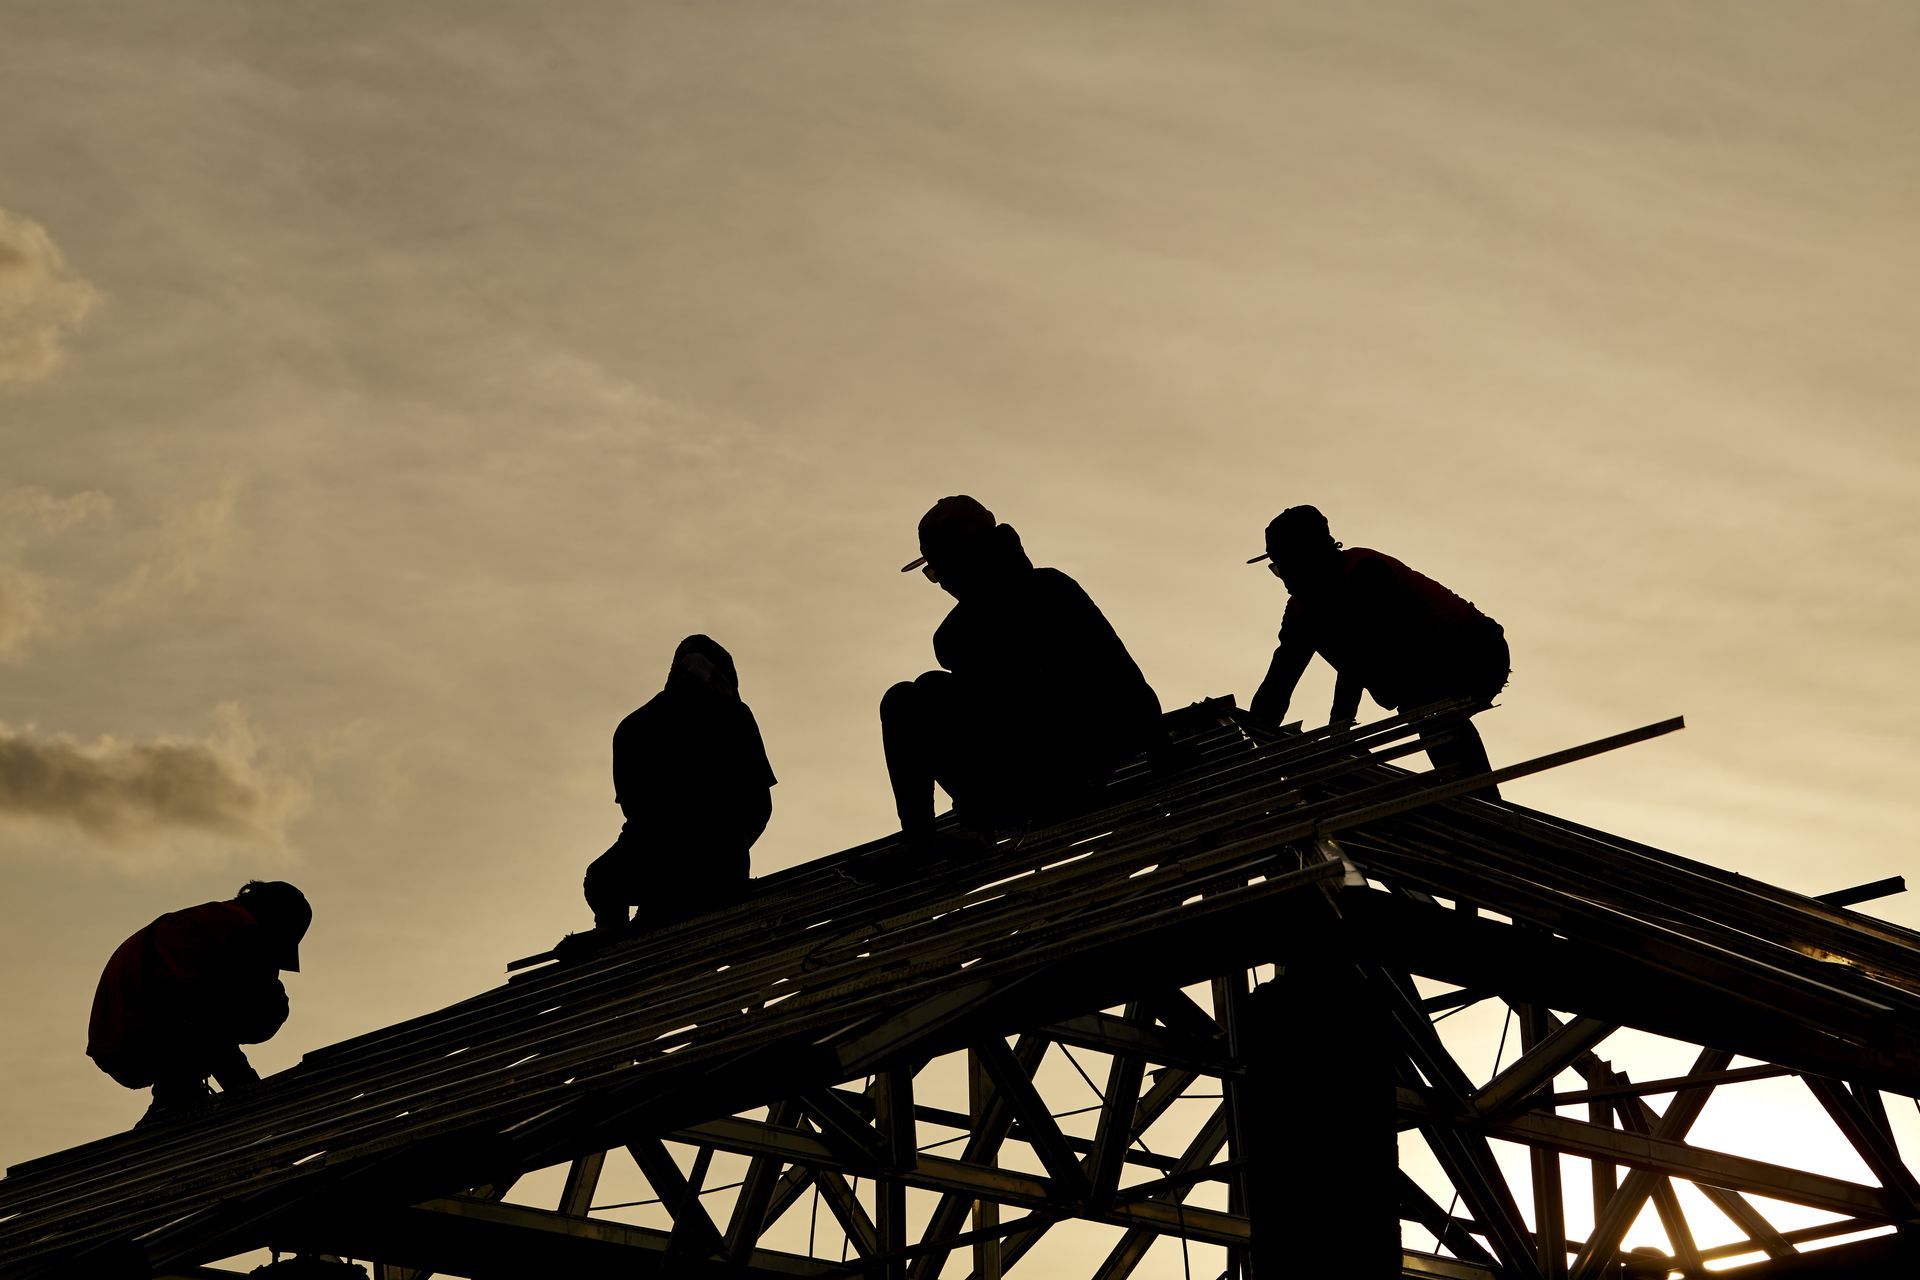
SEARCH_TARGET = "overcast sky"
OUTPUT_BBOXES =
[3,0,1918,1264]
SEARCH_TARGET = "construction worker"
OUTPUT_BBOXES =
[882,496,1163,842]
[1248,505,1509,795]
[580,634,774,935]
[87,880,311,1126]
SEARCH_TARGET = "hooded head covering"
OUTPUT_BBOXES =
[669,634,740,697]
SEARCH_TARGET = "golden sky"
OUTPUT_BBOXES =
[2,1,1918,1259]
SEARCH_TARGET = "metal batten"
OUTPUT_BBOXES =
[5,699,1918,1280]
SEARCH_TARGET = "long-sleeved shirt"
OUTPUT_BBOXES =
[87,901,289,1074]
[1252,547,1502,724]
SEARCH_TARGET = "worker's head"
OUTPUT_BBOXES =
[670,633,740,697]
[235,880,311,972]
[1248,505,1341,590]
[899,495,996,593]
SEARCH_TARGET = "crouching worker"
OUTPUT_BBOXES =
[1248,505,1510,796]
[87,880,311,1126]
[883,496,1163,845]
[581,634,775,938]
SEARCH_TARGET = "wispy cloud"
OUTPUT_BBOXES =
[0,208,100,384]
[0,705,309,857]
[93,477,243,615]
[0,481,241,662]
[0,563,52,662]
[0,487,115,661]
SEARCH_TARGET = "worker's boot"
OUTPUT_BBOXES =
[213,1058,262,1096]
[139,1077,214,1127]
[552,924,625,966]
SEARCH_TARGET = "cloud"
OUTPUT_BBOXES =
[0,487,116,538]
[95,476,243,613]
[0,481,239,662]
[0,488,114,661]
[0,705,309,854]
[0,564,52,662]
[0,208,101,383]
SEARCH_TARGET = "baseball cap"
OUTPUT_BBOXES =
[900,495,996,573]
[1246,505,1333,564]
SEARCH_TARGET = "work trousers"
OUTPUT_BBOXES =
[583,828,750,930]
[92,998,268,1100]
[880,670,1126,835]
[1399,623,1511,797]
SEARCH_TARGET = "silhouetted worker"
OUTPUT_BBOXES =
[582,634,774,933]
[883,496,1163,841]
[87,880,311,1126]
[1249,505,1509,795]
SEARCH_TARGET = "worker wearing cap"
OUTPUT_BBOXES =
[580,634,775,935]
[1249,506,1509,793]
[87,880,311,1125]
[883,496,1163,840]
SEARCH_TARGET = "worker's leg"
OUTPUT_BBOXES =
[633,840,749,930]
[883,671,1003,834]
[583,838,641,929]
[881,676,940,835]
[1414,627,1509,798]
[206,1043,260,1092]
[1420,714,1498,797]
[135,1041,215,1125]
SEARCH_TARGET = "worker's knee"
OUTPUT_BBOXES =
[880,680,919,721]
[582,845,623,906]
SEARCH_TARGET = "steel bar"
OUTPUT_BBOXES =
[12,702,1920,1280]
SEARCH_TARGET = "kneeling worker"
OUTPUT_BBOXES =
[582,634,775,935]
[884,496,1163,841]
[1248,505,1509,795]
[87,880,311,1125]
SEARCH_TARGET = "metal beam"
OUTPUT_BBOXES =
[626,1137,724,1256]
[726,1100,800,1263]
[284,1193,835,1279]
[974,1037,1092,1197]
[1474,1016,1617,1119]
[1092,1107,1229,1280]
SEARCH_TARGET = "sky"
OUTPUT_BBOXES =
[2,0,1918,1268]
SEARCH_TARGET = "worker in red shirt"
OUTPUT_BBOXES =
[1249,506,1509,796]
[87,880,311,1125]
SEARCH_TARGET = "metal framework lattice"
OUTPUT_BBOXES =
[4,700,1918,1279]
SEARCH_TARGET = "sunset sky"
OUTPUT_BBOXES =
[3,0,1918,1266]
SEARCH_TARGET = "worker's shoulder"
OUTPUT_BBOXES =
[1027,565,1098,602]
[157,900,246,933]
[614,687,678,735]
[1341,546,1407,571]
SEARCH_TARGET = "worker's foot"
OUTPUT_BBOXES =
[213,1059,262,1094]
[138,1079,214,1128]
[849,827,991,885]
[552,925,626,967]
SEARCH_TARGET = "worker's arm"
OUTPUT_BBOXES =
[1329,670,1364,725]
[738,786,772,849]
[738,706,776,849]
[1249,629,1312,726]
[224,971,290,1046]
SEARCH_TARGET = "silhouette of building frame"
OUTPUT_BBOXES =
[3,702,1918,1279]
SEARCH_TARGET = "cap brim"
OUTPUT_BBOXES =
[900,556,928,573]
[1245,553,1272,565]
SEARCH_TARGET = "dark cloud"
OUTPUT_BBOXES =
[0,707,306,847]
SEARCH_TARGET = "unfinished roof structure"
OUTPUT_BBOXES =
[3,701,1918,1279]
